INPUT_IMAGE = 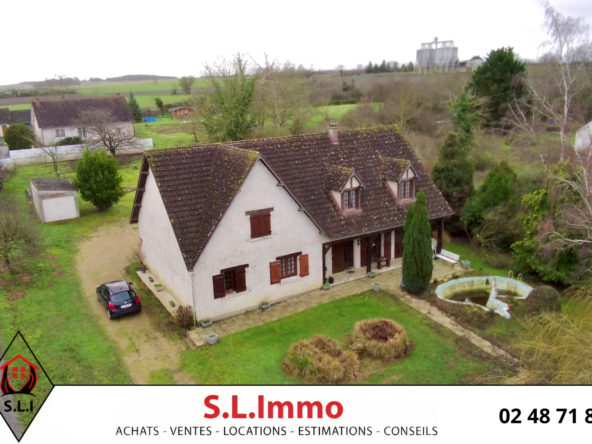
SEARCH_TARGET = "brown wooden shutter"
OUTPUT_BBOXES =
[270,261,281,284]
[260,212,271,236]
[250,214,261,238]
[299,254,309,277]
[384,232,392,259]
[212,274,226,299]
[235,268,247,293]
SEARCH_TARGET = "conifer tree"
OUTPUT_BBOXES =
[128,92,142,123]
[402,190,433,293]
[74,149,124,211]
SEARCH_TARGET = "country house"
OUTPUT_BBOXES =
[31,96,134,145]
[130,125,453,321]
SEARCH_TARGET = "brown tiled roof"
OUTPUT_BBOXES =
[32,97,134,128]
[380,156,412,181]
[137,145,259,269]
[131,126,453,270]
[0,108,10,124]
[324,164,354,191]
[9,110,31,125]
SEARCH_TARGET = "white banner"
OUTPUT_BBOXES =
[3,386,592,443]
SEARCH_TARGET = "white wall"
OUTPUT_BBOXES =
[8,139,153,166]
[192,160,327,321]
[30,184,79,223]
[576,122,592,152]
[39,122,134,146]
[138,170,193,307]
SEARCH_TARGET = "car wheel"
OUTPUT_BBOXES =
[107,308,113,320]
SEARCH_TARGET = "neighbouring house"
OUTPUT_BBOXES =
[130,125,453,321]
[458,56,484,72]
[169,106,195,120]
[576,121,592,153]
[30,178,80,223]
[31,96,134,145]
[0,108,32,141]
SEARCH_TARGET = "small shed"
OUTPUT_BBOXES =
[169,106,195,120]
[30,178,80,223]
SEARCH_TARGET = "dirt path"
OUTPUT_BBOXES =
[76,224,193,385]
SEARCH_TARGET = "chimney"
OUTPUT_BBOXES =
[328,123,338,144]
[35,97,40,107]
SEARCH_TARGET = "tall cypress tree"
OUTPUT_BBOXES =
[402,190,433,293]
[128,92,142,123]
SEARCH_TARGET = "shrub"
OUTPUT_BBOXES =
[55,136,82,146]
[4,123,32,150]
[350,319,411,360]
[73,148,124,211]
[526,286,561,315]
[283,336,358,383]
[173,306,194,330]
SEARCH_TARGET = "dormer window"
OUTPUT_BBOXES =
[342,188,360,210]
[380,156,419,203]
[399,179,414,200]
[324,164,365,213]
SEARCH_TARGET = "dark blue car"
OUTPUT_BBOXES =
[96,280,142,320]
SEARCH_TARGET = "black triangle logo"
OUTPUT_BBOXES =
[0,332,54,442]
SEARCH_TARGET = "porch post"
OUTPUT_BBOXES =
[437,218,443,254]
[322,244,331,284]
[366,236,372,273]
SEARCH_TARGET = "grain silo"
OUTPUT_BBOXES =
[416,38,459,73]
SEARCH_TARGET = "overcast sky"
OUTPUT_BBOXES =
[1,0,591,86]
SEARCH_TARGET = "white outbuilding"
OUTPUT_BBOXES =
[30,178,80,223]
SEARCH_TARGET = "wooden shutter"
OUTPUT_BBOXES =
[235,268,247,293]
[384,232,392,259]
[270,261,281,284]
[299,254,309,277]
[250,214,261,238]
[260,213,271,236]
[212,274,225,299]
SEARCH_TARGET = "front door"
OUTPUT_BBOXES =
[395,230,404,258]
[343,240,354,269]
[1,125,7,136]
[332,241,354,274]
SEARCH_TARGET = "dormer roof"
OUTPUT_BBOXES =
[380,156,419,181]
[324,164,365,192]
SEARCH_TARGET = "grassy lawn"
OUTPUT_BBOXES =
[181,291,506,384]
[443,241,510,277]
[0,158,143,387]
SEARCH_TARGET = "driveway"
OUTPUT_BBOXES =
[76,224,193,384]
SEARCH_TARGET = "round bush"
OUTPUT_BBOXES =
[526,285,561,314]
[282,336,359,383]
[351,319,411,360]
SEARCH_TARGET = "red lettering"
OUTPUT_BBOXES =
[297,401,323,418]
[258,395,264,419]
[204,395,220,419]
[232,395,246,419]
[326,401,343,419]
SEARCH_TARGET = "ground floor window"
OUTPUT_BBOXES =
[213,264,248,299]
[280,254,297,278]
[55,129,65,138]
[77,127,87,139]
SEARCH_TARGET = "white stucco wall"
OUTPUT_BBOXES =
[39,122,133,145]
[192,160,327,321]
[138,170,192,307]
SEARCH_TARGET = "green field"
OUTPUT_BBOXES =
[181,291,505,384]
[0,161,138,387]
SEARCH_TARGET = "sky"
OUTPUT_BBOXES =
[1,0,591,86]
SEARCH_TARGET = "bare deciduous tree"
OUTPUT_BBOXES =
[37,146,62,177]
[0,197,41,272]
[528,2,591,161]
[79,109,136,156]
[0,161,16,193]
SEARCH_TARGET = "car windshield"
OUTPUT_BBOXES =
[111,290,135,303]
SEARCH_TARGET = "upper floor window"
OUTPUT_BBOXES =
[55,129,65,138]
[247,208,273,239]
[399,179,414,200]
[342,188,360,210]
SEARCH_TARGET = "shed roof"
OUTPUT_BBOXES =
[31,178,77,191]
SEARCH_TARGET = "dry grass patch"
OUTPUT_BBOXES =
[283,336,359,383]
[350,319,411,361]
